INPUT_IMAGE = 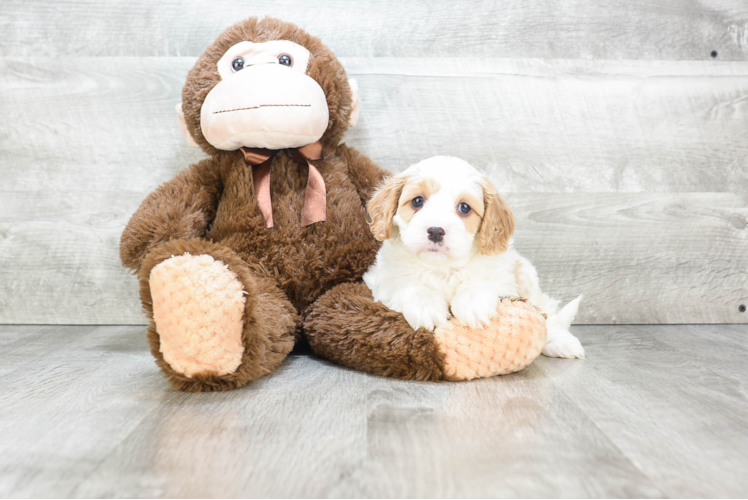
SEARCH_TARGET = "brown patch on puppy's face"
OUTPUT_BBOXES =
[457,193,484,235]
[397,177,441,224]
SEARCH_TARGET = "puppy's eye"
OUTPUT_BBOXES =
[278,54,293,66]
[457,202,472,215]
[411,196,425,209]
[232,57,245,72]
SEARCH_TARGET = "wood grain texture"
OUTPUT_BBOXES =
[347,58,748,193]
[1,324,747,497]
[1,56,747,324]
[511,192,748,325]
[4,57,748,194]
[1,0,747,60]
[2,190,746,325]
[538,324,748,498]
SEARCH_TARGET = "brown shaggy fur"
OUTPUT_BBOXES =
[121,17,399,391]
[138,238,297,392]
[120,157,223,270]
[304,283,446,381]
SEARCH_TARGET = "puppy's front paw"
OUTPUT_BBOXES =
[402,296,450,332]
[451,290,499,329]
[543,331,586,359]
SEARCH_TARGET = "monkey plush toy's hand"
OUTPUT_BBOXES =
[120,159,222,272]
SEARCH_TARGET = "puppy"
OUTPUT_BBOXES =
[363,156,585,359]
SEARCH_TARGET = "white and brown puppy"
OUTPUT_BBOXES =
[363,156,584,358]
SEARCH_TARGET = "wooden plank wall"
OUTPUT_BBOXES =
[1,0,747,325]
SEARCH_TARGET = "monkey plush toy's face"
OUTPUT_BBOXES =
[178,18,360,154]
[201,40,329,150]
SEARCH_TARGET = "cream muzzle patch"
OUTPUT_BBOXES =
[200,40,330,151]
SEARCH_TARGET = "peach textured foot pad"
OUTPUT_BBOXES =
[434,299,547,381]
[150,254,246,378]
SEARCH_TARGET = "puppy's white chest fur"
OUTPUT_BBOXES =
[364,239,517,306]
[420,267,468,300]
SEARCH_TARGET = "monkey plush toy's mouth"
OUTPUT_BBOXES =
[200,63,330,150]
[213,104,312,115]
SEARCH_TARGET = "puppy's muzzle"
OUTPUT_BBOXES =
[427,227,445,243]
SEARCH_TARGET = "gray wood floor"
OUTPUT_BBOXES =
[1,324,747,498]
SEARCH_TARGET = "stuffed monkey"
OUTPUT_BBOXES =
[120,17,547,392]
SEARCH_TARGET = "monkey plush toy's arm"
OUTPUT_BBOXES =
[120,157,223,272]
[339,144,390,205]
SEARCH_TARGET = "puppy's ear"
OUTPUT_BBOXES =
[367,173,409,241]
[479,178,515,255]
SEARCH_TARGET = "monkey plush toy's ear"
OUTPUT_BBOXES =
[176,102,200,148]
[348,79,360,127]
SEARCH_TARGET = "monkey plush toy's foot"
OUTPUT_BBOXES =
[149,254,246,377]
[433,298,547,381]
[305,283,546,382]
[140,239,298,392]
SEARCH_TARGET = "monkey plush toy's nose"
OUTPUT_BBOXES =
[427,227,445,243]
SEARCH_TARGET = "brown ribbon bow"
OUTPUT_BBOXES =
[240,140,326,229]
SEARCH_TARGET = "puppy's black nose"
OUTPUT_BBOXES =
[427,226,445,243]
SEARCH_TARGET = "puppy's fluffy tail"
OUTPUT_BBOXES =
[546,295,582,331]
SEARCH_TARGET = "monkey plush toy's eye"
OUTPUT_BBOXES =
[278,54,293,67]
[411,197,425,209]
[457,202,472,214]
[231,57,245,72]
